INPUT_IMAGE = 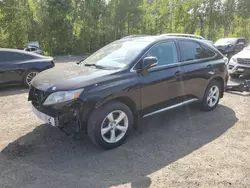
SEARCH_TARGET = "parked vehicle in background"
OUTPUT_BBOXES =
[228,45,250,78]
[24,46,44,55]
[24,41,44,55]
[214,38,247,60]
[160,33,214,45]
[0,48,54,87]
[28,35,228,149]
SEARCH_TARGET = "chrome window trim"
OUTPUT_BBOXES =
[130,40,219,73]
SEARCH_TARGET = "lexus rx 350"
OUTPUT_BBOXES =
[28,35,228,149]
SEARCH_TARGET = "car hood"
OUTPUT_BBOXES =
[233,50,250,59]
[215,44,230,49]
[31,64,118,91]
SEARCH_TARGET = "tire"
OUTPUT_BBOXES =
[87,101,134,149]
[200,80,221,111]
[23,70,39,87]
[229,74,240,79]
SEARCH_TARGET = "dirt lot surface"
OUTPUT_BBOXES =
[1,61,250,188]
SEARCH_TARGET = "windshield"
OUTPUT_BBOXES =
[214,38,237,46]
[81,40,151,69]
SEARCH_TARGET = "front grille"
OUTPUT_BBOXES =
[237,58,250,65]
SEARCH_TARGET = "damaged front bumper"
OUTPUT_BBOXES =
[28,86,92,136]
[31,100,84,135]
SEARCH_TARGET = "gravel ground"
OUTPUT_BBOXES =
[0,61,250,188]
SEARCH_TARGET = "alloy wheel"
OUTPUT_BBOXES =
[207,85,220,107]
[26,71,38,86]
[101,110,129,143]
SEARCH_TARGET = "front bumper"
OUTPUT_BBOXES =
[228,62,250,75]
[28,86,90,135]
[31,100,82,133]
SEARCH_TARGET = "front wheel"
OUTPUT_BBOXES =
[87,101,134,149]
[200,80,221,111]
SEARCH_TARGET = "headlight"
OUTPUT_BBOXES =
[43,89,84,106]
[229,57,237,64]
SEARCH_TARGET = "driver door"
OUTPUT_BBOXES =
[140,41,185,116]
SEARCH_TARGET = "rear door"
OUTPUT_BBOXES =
[177,40,223,100]
[139,41,185,116]
[0,51,32,84]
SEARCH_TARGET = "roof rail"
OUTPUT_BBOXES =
[159,33,205,40]
[121,34,152,39]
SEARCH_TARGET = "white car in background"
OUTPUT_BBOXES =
[228,45,250,78]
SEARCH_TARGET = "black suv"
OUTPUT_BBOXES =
[214,38,247,59]
[28,36,228,149]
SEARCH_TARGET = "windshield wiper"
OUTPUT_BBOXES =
[84,63,111,70]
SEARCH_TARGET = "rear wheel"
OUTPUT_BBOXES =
[87,101,134,149]
[23,70,39,87]
[200,80,221,111]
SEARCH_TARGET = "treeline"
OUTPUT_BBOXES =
[0,0,250,55]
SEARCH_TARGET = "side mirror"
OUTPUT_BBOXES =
[142,56,158,70]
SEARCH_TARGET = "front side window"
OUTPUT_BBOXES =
[82,39,151,69]
[179,41,215,62]
[145,41,178,66]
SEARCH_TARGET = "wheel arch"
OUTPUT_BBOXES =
[22,68,41,78]
[212,76,225,98]
[82,96,139,129]
[97,96,138,119]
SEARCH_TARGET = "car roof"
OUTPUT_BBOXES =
[159,33,205,40]
[0,48,47,58]
[0,48,33,53]
[119,35,210,44]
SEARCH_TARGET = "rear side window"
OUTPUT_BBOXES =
[0,51,33,62]
[179,41,216,62]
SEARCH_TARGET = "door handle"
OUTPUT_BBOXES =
[174,71,183,77]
